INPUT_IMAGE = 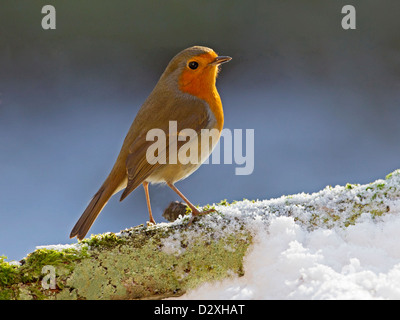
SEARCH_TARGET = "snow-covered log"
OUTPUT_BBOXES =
[1,169,400,300]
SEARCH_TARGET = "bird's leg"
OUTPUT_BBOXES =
[143,181,156,225]
[167,182,215,218]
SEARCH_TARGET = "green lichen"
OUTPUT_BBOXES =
[0,217,252,300]
[81,232,126,248]
[376,183,386,190]
[0,246,89,300]
[385,169,400,180]
[21,247,88,281]
[0,256,19,287]
[217,199,230,206]
[345,183,359,190]
[61,220,252,300]
[0,256,19,299]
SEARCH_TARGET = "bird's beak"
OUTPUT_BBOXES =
[210,56,232,66]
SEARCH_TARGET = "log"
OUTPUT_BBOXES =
[1,169,399,300]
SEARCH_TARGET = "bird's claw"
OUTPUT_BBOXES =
[187,208,216,226]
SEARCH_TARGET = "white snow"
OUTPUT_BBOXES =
[35,243,81,251]
[176,212,400,300]
[173,172,400,300]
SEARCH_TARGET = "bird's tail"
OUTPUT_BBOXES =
[70,181,114,240]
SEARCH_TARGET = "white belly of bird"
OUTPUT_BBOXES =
[146,127,221,184]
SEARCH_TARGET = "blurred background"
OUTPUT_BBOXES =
[1,0,400,261]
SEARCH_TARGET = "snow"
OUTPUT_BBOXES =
[174,172,400,300]
[176,212,400,300]
[35,243,81,251]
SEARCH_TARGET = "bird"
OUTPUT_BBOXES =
[70,46,232,240]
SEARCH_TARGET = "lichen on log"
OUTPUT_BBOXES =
[1,169,400,300]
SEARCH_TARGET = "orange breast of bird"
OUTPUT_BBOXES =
[178,52,224,132]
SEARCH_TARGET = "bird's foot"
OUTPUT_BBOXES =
[188,207,216,225]
[192,207,216,216]
[146,218,156,226]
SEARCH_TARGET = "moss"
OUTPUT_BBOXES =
[376,183,386,190]
[0,256,19,287]
[370,208,387,218]
[110,229,251,299]
[60,219,252,300]
[0,246,89,300]
[201,204,216,212]
[20,247,88,282]
[81,232,126,248]
[0,256,20,299]
[385,169,399,180]
[0,287,15,300]
[217,199,230,206]
[344,212,362,227]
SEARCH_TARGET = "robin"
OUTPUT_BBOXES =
[70,46,231,240]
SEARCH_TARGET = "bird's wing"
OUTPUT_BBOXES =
[119,95,210,201]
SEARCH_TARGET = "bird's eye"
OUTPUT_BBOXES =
[188,61,199,70]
